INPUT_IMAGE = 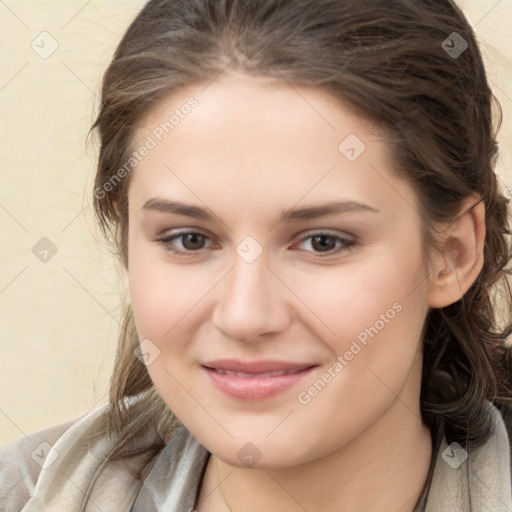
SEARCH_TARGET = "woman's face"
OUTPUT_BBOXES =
[127,74,432,468]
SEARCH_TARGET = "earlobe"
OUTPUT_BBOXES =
[427,195,486,309]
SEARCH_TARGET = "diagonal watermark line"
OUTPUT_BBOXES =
[397,491,424,512]
[265,471,311,512]
[195,468,234,507]
[0,265,28,296]
[406,267,436,298]
[0,0,29,28]
[60,205,88,233]
[265,409,294,437]
[0,203,29,233]
[265,266,337,336]
[0,62,29,92]
[474,0,503,27]
[470,467,512,510]
[61,265,120,325]
[61,0,93,29]
[62,471,106,512]
[61,61,100,100]
[164,267,234,336]
[271,65,336,131]
[164,164,233,233]
[368,367,422,421]
[0,407,27,438]
[404,197,489,299]
[1,469,34,503]
[266,164,337,234]
[163,367,234,438]
[201,59,234,93]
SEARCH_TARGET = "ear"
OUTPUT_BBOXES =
[427,194,486,309]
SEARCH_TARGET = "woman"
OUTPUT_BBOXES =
[1,0,511,510]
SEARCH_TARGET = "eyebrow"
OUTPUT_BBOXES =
[142,198,380,224]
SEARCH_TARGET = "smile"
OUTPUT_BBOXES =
[201,359,317,400]
[210,367,308,378]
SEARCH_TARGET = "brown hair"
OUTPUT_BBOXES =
[90,0,512,476]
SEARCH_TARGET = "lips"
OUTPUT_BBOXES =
[202,359,317,400]
[211,368,306,378]
[203,359,314,374]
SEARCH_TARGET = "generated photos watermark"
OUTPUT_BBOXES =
[297,301,403,405]
[441,441,468,469]
[94,96,198,200]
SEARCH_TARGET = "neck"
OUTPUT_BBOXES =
[198,402,432,512]
[197,363,433,512]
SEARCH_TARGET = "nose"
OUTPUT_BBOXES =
[211,251,291,343]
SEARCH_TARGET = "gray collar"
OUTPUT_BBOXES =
[21,399,511,511]
[132,402,511,511]
[131,426,210,511]
[131,416,442,512]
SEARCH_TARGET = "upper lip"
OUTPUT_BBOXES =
[202,359,316,374]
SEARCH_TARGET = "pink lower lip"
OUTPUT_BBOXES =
[202,366,316,400]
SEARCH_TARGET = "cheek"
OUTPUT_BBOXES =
[127,254,206,406]
[289,252,427,449]
[129,260,205,341]
[368,254,428,361]
[288,243,428,354]
[292,249,428,413]
[127,227,202,338]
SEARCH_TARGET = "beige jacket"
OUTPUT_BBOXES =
[1,398,511,511]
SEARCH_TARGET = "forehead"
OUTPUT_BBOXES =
[137,74,378,156]
[128,74,417,219]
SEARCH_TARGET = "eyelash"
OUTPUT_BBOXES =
[154,230,355,258]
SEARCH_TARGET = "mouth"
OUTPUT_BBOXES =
[201,359,318,400]
[208,367,308,378]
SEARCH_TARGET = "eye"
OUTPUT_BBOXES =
[294,231,355,256]
[154,230,355,257]
[155,230,215,255]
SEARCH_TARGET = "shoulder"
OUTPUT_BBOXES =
[497,399,512,436]
[0,396,171,511]
[495,399,512,471]
[0,418,77,510]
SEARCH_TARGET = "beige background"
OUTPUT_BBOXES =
[1,0,511,446]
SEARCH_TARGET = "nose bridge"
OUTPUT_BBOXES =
[226,248,274,316]
[212,245,289,341]
[227,233,272,302]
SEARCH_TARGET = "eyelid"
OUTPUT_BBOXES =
[296,228,354,241]
[154,229,216,252]
[291,230,355,256]
[154,228,355,256]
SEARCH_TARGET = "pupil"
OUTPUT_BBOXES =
[312,235,335,252]
[183,233,204,250]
